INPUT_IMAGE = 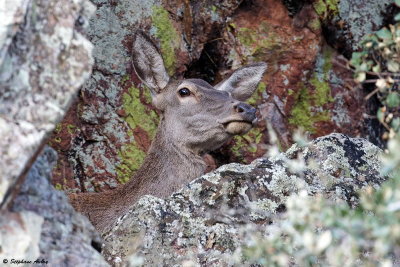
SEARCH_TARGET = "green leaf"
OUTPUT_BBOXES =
[387,93,400,108]
[388,60,400,72]
[376,28,392,40]
[396,0,400,7]
[392,118,400,131]
[372,64,381,73]
[377,107,384,122]
[395,13,400,21]
[360,62,369,71]
[356,72,366,83]
[350,52,363,67]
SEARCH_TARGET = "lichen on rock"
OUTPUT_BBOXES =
[102,133,385,266]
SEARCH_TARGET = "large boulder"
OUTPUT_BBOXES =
[102,133,385,266]
[9,147,109,266]
[0,0,94,207]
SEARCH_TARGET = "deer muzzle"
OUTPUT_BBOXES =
[218,102,257,135]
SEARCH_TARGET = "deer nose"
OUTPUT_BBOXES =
[234,102,256,116]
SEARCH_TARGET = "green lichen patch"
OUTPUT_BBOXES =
[116,81,159,184]
[313,0,339,20]
[237,22,286,62]
[67,124,76,135]
[151,5,180,76]
[231,127,263,162]
[122,84,158,138]
[55,122,62,134]
[247,81,266,106]
[289,48,334,133]
[311,18,321,30]
[289,85,330,133]
[116,137,147,184]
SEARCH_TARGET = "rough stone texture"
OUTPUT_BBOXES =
[49,0,394,194]
[0,211,43,264]
[0,0,95,206]
[318,0,393,56]
[0,0,29,65]
[11,146,109,266]
[213,0,365,166]
[102,133,385,266]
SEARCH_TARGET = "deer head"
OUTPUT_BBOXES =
[69,31,267,233]
[132,31,267,155]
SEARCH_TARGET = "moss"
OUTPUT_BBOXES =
[311,18,321,30]
[152,6,179,76]
[67,124,76,135]
[237,22,285,63]
[238,27,258,48]
[289,85,314,133]
[55,183,62,191]
[230,127,263,161]
[123,84,158,138]
[116,81,159,184]
[288,89,294,96]
[121,74,130,86]
[313,0,339,19]
[289,84,330,133]
[311,48,334,106]
[55,122,62,134]
[247,82,266,106]
[116,137,147,184]
[289,48,334,133]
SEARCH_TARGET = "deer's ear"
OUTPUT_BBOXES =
[132,30,169,95]
[215,62,267,101]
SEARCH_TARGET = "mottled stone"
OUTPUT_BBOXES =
[102,133,385,266]
[0,0,95,206]
[320,0,393,55]
[214,0,365,165]
[11,146,109,266]
[0,211,43,263]
[0,0,29,65]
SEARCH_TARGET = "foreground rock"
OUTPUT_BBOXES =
[102,133,385,266]
[7,146,109,266]
[0,0,94,206]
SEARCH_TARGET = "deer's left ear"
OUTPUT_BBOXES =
[215,62,267,101]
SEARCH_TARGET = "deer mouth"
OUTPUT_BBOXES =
[219,118,257,135]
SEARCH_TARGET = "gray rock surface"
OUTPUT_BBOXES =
[10,146,109,266]
[0,0,95,206]
[102,133,385,266]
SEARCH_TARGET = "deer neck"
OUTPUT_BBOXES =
[119,116,206,203]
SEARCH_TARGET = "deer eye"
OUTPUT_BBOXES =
[178,88,191,97]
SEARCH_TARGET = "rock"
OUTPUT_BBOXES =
[0,0,95,206]
[316,0,393,56]
[0,0,29,65]
[213,0,365,165]
[0,211,43,264]
[102,133,385,266]
[11,146,109,266]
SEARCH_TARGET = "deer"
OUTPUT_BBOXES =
[68,31,267,233]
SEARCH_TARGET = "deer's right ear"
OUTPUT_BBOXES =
[132,30,170,96]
